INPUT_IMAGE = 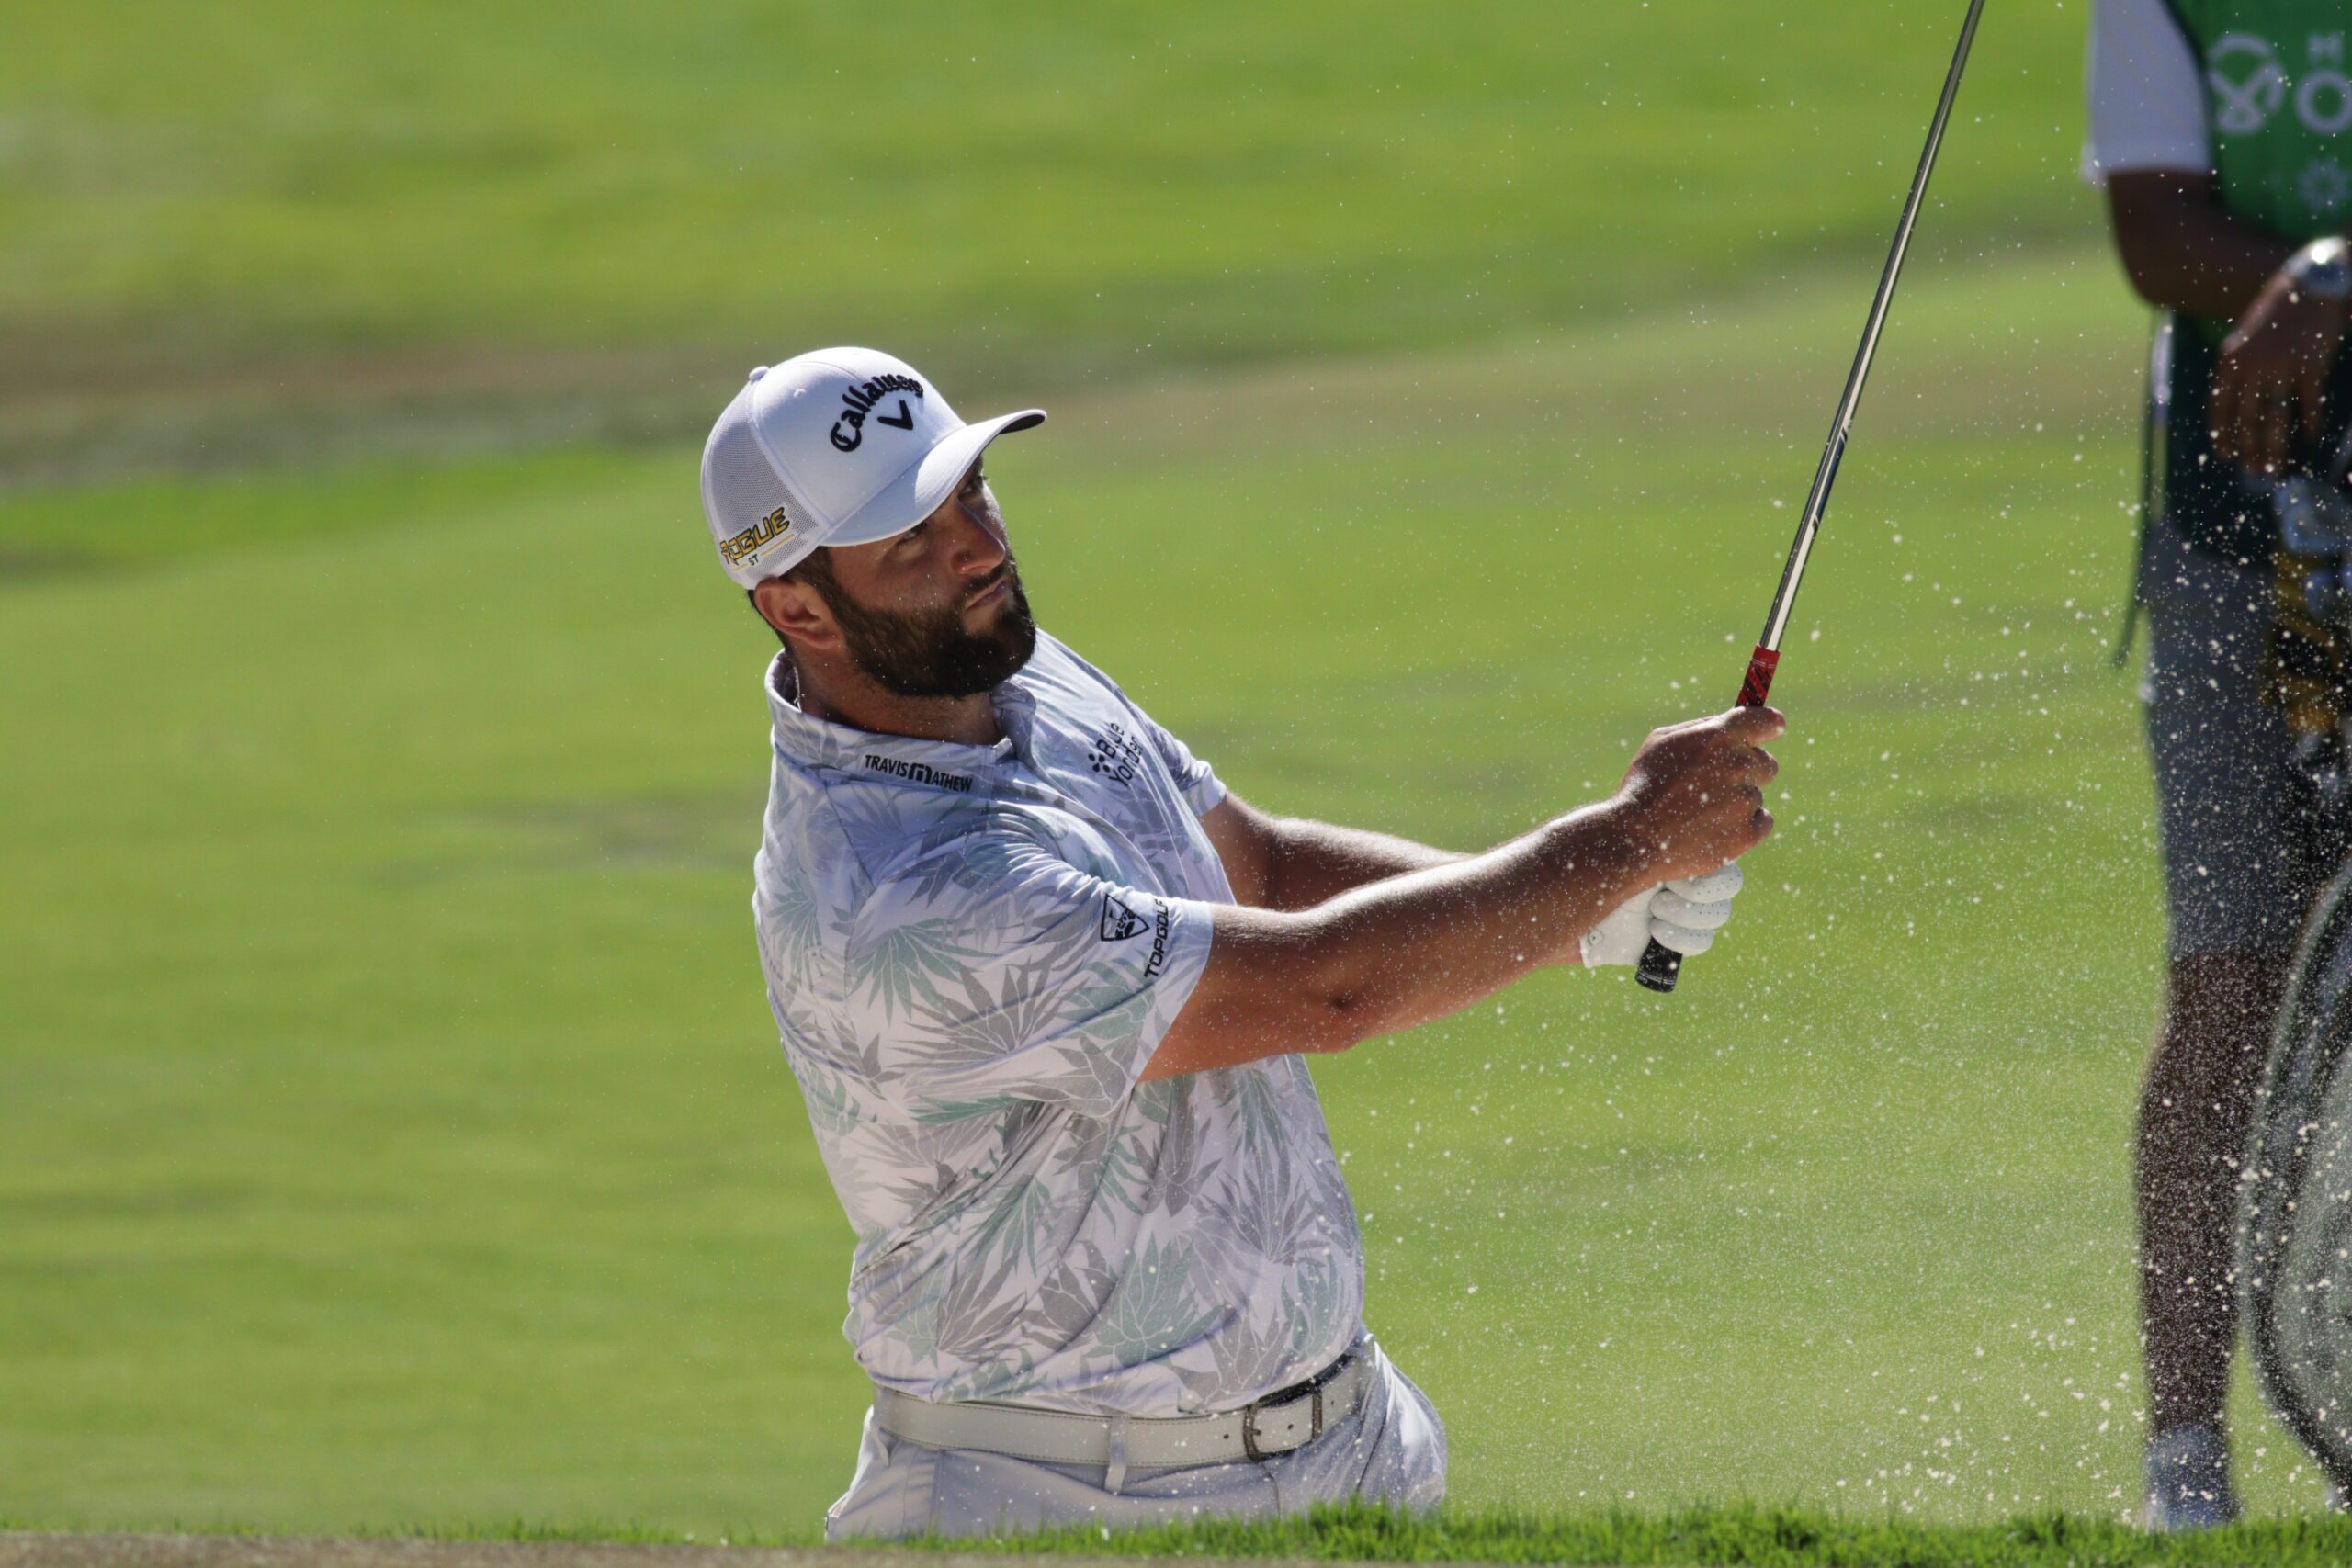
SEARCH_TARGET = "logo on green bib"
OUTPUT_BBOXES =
[2209,33,2291,133]
[2182,17,2352,231]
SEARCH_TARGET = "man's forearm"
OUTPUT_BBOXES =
[1153,707,1779,1081]
[1146,800,1660,1080]
[1275,802,1656,1040]
[1263,817,1466,911]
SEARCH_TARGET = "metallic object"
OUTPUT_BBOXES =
[1638,0,1991,993]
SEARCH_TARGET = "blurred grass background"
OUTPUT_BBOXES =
[6,0,2087,479]
[6,0,2295,1539]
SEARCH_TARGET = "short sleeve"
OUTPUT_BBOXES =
[2083,0,2211,186]
[845,831,1215,1122]
[1036,635,1227,816]
[1136,712,1227,817]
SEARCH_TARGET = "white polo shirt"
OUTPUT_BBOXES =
[752,632,1364,1416]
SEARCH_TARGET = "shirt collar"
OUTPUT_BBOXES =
[764,651,1034,782]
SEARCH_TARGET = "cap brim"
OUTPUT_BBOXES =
[828,409,1046,548]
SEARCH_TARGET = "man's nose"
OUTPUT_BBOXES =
[945,498,1009,574]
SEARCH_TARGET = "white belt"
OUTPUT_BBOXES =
[873,1350,1370,1487]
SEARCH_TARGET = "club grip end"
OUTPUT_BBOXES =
[1635,938,1682,993]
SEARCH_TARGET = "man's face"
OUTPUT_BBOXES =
[808,462,1036,698]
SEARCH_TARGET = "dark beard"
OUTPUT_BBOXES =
[819,562,1038,699]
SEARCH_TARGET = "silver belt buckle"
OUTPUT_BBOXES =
[1239,1382,1322,1461]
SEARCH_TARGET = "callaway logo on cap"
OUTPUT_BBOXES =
[700,347,1046,587]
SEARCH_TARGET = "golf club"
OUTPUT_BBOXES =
[1638,0,1991,994]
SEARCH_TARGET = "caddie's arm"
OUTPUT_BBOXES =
[2108,171,2305,321]
[1140,706,1781,1081]
[2110,172,2350,474]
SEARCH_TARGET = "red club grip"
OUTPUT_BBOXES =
[1737,645,1781,708]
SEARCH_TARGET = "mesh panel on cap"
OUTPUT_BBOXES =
[702,398,813,584]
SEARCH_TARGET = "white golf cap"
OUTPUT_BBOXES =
[701,346,1046,587]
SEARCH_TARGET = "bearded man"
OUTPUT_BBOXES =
[700,347,1778,1539]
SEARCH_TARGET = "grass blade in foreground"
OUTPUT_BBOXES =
[17,1505,2352,1567]
[960,1502,2352,1567]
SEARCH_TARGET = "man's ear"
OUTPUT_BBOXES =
[753,575,841,652]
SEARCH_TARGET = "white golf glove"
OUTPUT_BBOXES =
[1578,863,1745,969]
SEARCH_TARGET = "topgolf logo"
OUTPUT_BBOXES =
[1099,892,1147,942]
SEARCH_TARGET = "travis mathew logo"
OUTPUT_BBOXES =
[1086,722,1147,785]
[830,374,924,452]
[863,753,976,793]
[1100,892,1147,942]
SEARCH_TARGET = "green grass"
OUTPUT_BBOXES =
[5,0,2112,487]
[17,1505,2352,1568]
[3,0,2320,1547]
[978,1503,2352,1565]
[7,248,2303,1536]
[5,1,2091,415]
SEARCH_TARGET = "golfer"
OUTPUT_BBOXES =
[2087,0,2352,1530]
[701,347,1778,1540]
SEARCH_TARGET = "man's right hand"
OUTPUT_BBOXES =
[1610,705,1783,884]
[2212,260,2348,477]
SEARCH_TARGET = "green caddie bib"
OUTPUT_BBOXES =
[2168,2,2352,240]
[2154,4,2352,558]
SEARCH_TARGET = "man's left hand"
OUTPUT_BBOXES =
[1579,863,1745,968]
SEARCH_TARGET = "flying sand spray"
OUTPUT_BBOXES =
[1639,0,1992,993]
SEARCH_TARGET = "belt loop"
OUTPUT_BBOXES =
[1104,1413,1130,1495]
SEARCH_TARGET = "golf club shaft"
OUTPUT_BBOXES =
[1637,0,1988,995]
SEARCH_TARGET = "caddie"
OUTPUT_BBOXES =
[2086,0,2352,1531]
[701,346,1781,1540]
